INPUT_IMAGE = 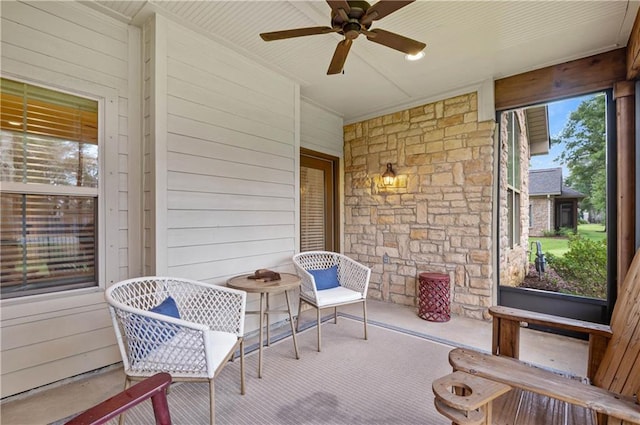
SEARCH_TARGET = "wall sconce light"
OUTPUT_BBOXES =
[382,163,396,186]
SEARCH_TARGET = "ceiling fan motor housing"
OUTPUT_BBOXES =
[331,0,372,37]
[343,22,362,39]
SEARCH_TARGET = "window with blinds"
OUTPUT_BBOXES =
[0,78,99,298]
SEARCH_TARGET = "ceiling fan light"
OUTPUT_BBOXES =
[405,51,425,61]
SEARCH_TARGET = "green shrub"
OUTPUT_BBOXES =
[546,235,607,299]
[542,230,557,237]
[557,227,576,237]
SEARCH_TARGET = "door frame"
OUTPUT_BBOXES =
[300,148,340,252]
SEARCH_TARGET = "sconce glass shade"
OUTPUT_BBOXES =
[382,163,396,186]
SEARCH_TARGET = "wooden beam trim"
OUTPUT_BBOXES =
[495,49,627,111]
[626,8,640,80]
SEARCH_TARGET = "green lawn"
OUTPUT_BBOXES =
[529,224,606,258]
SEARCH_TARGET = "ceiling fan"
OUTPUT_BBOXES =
[259,0,426,75]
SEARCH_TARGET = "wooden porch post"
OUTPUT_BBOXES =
[614,81,636,284]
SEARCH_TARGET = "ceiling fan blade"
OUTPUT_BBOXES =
[327,39,353,75]
[361,0,415,25]
[326,0,351,19]
[366,28,426,55]
[260,26,336,41]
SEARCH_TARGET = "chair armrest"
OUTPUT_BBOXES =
[65,373,172,425]
[489,306,612,381]
[337,255,371,295]
[490,306,612,336]
[178,282,247,336]
[293,263,317,295]
[449,348,640,424]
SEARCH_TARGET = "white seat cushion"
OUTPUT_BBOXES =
[314,286,363,307]
[205,330,239,375]
[136,329,238,379]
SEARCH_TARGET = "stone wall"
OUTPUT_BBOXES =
[498,111,530,287]
[343,93,496,320]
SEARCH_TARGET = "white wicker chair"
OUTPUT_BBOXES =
[105,277,246,425]
[292,251,371,351]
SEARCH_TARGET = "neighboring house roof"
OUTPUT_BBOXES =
[525,106,550,156]
[557,186,585,199]
[529,168,585,198]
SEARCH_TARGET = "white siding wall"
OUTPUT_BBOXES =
[0,1,134,397]
[143,16,300,333]
[300,99,343,157]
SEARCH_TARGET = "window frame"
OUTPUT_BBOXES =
[506,111,522,248]
[0,76,119,302]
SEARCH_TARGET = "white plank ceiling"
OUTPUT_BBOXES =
[88,0,639,123]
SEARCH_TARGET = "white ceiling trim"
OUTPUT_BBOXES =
[345,79,495,125]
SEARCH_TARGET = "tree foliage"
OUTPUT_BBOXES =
[554,94,606,220]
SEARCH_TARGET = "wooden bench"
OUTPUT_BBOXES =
[434,248,640,425]
[65,373,172,425]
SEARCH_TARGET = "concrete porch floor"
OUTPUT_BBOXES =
[1,299,588,424]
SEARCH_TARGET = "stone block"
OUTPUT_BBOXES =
[444,122,478,137]
[464,111,478,123]
[443,139,464,150]
[461,236,480,249]
[463,307,487,321]
[444,252,467,264]
[430,151,447,163]
[425,141,443,153]
[470,250,490,263]
[422,103,436,118]
[444,94,470,105]
[458,214,480,226]
[447,148,473,162]
[352,144,369,157]
[368,289,383,301]
[376,246,399,258]
[370,126,384,137]
[406,143,426,155]
[418,119,438,129]
[409,240,420,252]
[432,172,453,186]
[466,172,492,185]
[454,292,480,305]
[384,122,411,134]
[452,162,464,185]
[438,114,465,127]
[433,214,455,226]
[405,135,423,145]
[416,202,427,224]
[444,101,470,116]
[398,265,417,275]
[410,229,429,239]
